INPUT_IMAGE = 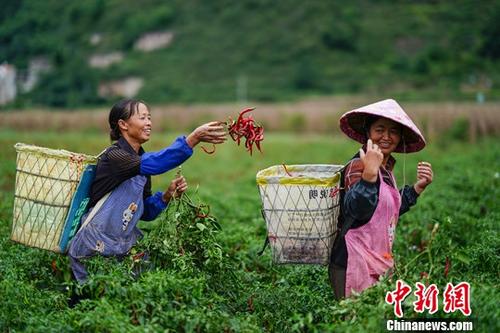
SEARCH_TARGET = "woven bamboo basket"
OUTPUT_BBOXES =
[11,143,97,253]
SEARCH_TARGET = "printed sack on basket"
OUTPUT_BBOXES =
[11,143,97,253]
[256,164,343,265]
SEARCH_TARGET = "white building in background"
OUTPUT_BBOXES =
[89,52,124,68]
[20,57,52,93]
[0,63,17,106]
[98,77,144,98]
[134,31,174,52]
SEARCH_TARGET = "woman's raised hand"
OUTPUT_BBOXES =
[414,161,433,194]
[162,176,188,203]
[186,121,227,148]
[360,139,384,183]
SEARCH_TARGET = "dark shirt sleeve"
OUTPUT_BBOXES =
[342,158,379,228]
[399,185,419,216]
[344,179,379,228]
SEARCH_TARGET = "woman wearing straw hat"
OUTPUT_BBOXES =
[329,99,433,299]
[68,99,226,283]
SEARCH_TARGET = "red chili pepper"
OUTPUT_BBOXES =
[201,144,216,154]
[247,295,254,313]
[248,126,256,141]
[282,164,292,177]
[227,107,264,156]
[255,140,261,153]
[444,256,451,278]
[330,187,340,197]
[51,259,58,273]
[195,204,211,218]
[132,251,145,261]
[196,210,210,219]
[237,107,255,123]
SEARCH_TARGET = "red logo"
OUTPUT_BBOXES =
[443,282,471,316]
[385,280,472,317]
[413,282,439,314]
[385,280,412,318]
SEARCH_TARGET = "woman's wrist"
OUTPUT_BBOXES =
[413,183,425,194]
[361,169,378,183]
[162,190,173,203]
[186,133,200,148]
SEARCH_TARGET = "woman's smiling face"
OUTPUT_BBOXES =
[120,103,152,145]
[368,117,402,156]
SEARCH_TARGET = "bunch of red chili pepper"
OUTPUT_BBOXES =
[227,107,264,155]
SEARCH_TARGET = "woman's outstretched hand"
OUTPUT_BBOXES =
[414,161,433,194]
[186,121,227,148]
[162,176,188,203]
[360,139,384,183]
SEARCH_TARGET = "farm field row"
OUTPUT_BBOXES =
[0,131,498,332]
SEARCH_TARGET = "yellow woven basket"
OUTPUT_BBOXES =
[11,143,97,253]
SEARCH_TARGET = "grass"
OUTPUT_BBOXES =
[0,130,498,332]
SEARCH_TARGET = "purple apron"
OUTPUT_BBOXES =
[68,175,147,282]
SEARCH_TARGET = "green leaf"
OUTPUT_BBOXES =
[454,252,471,265]
[196,223,207,231]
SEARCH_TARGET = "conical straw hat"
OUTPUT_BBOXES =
[339,99,426,153]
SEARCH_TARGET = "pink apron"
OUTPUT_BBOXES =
[344,170,401,297]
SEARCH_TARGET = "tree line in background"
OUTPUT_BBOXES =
[1,0,499,108]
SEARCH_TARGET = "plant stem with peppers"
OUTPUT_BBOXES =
[199,107,264,156]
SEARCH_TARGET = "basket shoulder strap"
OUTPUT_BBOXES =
[337,158,358,237]
[80,192,111,230]
[257,236,269,256]
[96,147,110,158]
[257,209,269,256]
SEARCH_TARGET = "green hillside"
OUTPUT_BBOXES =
[1,0,500,107]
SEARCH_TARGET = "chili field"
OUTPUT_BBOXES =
[0,130,498,332]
